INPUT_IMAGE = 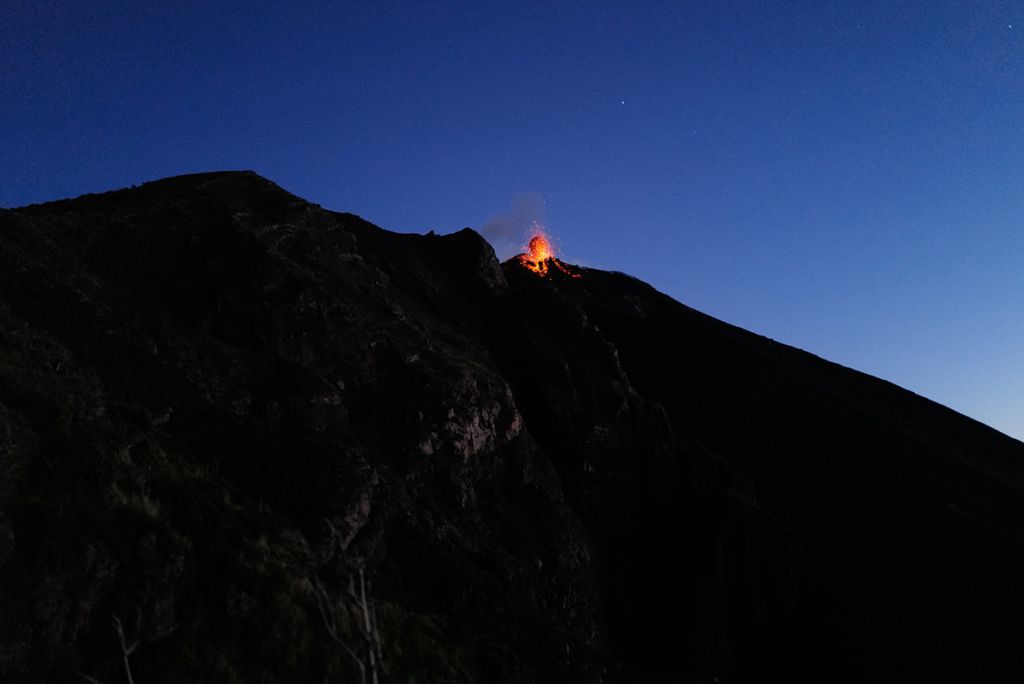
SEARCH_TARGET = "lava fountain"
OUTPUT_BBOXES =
[516,223,580,278]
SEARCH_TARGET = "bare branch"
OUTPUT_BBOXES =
[315,518,384,683]
[358,569,380,684]
[313,577,366,684]
[112,613,138,684]
[370,600,384,665]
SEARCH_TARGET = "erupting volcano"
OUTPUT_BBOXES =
[9,172,1024,682]
[515,223,582,278]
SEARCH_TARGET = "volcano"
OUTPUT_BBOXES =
[2,171,1024,682]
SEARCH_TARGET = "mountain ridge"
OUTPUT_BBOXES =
[2,171,1023,682]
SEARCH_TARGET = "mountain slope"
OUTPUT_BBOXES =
[1,171,1022,682]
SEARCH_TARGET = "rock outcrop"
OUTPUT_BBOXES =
[2,171,1024,682]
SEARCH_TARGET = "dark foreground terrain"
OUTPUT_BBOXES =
[2,172,1024,683]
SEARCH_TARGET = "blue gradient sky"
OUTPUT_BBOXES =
[3,2,1023,439]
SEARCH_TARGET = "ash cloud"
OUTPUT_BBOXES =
[480,192,546,261]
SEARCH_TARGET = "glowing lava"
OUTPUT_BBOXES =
[516,223,581,278]
[528,232,554,262]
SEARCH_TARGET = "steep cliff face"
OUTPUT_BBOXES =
[1,172,1024,683]
[493,261,1024,682]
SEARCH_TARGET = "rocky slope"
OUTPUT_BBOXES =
[1,171,1023,682]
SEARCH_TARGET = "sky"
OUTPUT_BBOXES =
[2,1,1023,439]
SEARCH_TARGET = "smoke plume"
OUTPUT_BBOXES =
[480,192,546,260]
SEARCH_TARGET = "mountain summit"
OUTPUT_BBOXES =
[2,172,1023,682]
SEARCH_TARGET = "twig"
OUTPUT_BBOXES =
[313,577,366,684]
[112,612,139,684]
[358,568,379,684]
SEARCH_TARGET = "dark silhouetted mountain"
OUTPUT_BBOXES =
[2,171,1023,683]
